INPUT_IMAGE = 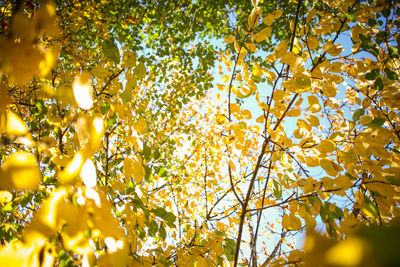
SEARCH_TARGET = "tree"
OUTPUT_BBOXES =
[0,0,400,266]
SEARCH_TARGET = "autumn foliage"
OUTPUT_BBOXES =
[0,0,400,266]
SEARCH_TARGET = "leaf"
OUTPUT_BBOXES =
[274,41,287,59]
[148,220,158,237]
[384,67,398,80]
[135,62,146,80]
[121,88,132,104]
[367,117,385,127]
[307,35,319,50]
[221,75,230,83]
[0,190,12,203]
[365,69,379,80]
[317,140,336,154]
[102,39,120,64]
[0,152,42,190]
[352,108,365,122]
[282,214,302,230]
[224,35,235,43]
[159,223,167,240]
[254,27,271,42]
[152,207,176,226]
[361,195,379,219]
[223,238,236,262]
[385,175,400,186]
[374,77,384,91]
[72,72,93,110]
[273,179,282,199]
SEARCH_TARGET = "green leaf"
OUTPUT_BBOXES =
[345,172,357,180]
[2,202,13,212]
[365,69,380,80]
[100,103,109,114]
[102,39,120,64]
[159,256,172,267]
[345,13,356,21]
[389,46,399,58]
[159,223,167,240]
[353,108,365,122]
[223,238,236,262]
[374,77,384,91]
[272,179,282,200]
[142,144,151,160]
[135,62,146,80]
[107,113,117,126]
[367,117,385,127]
[158,167,167,177]
[121,88,132,104]
[148,220,158,237]
[144,166,153,183]
[362,195,379,219]
[384,68,398,80]
[385,175,400,186]
[152,207,176,226]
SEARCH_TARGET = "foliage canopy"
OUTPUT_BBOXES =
[1,0,400,266]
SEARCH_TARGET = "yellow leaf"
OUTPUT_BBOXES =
[125,155,145,184]
[305,157,319,167]
[73,72,93,110]
[76,116,104,156]
[262,13,275,26]
[230,103,240,114]
[251,64,263,77]
[288,249,304,263]
[295,76,312,91]
[215,114,227,125]
[221,75,230,83]
[305,114,319,127]
[247,11,259,30]
[224,35,235,43]
[0,240,40,266]
[329,62,344,73]
[323,41,343,56]
[359,115,372,125]
[338,150,358,164]
[58,151,84,184]
[122,50,137,68]
[320,159,338,177]
[274,41,288,59]
[325,238,365,267]
[322,84,337,97]
[351,25,361,42]
[256,115,264,123]
[306,9,316,23]
[317,140,336,153]
[245,42,257,52]
[80,159,97,187]
[254,27,271,42]
[280,51,297,67]
[287,108,301,117]
[307,35,319,50]
[0,152,42,190]
[272,10,283,18]
[0,111,28,136]
[0,190,12,203]
[334,175,353,190]
[307,95,318,105]
[282,214,302,230]
[273,90,286,101]
[241,110,252,120]
[133,119,147,134]
[123,158,134,183]
[263,69,276,81]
